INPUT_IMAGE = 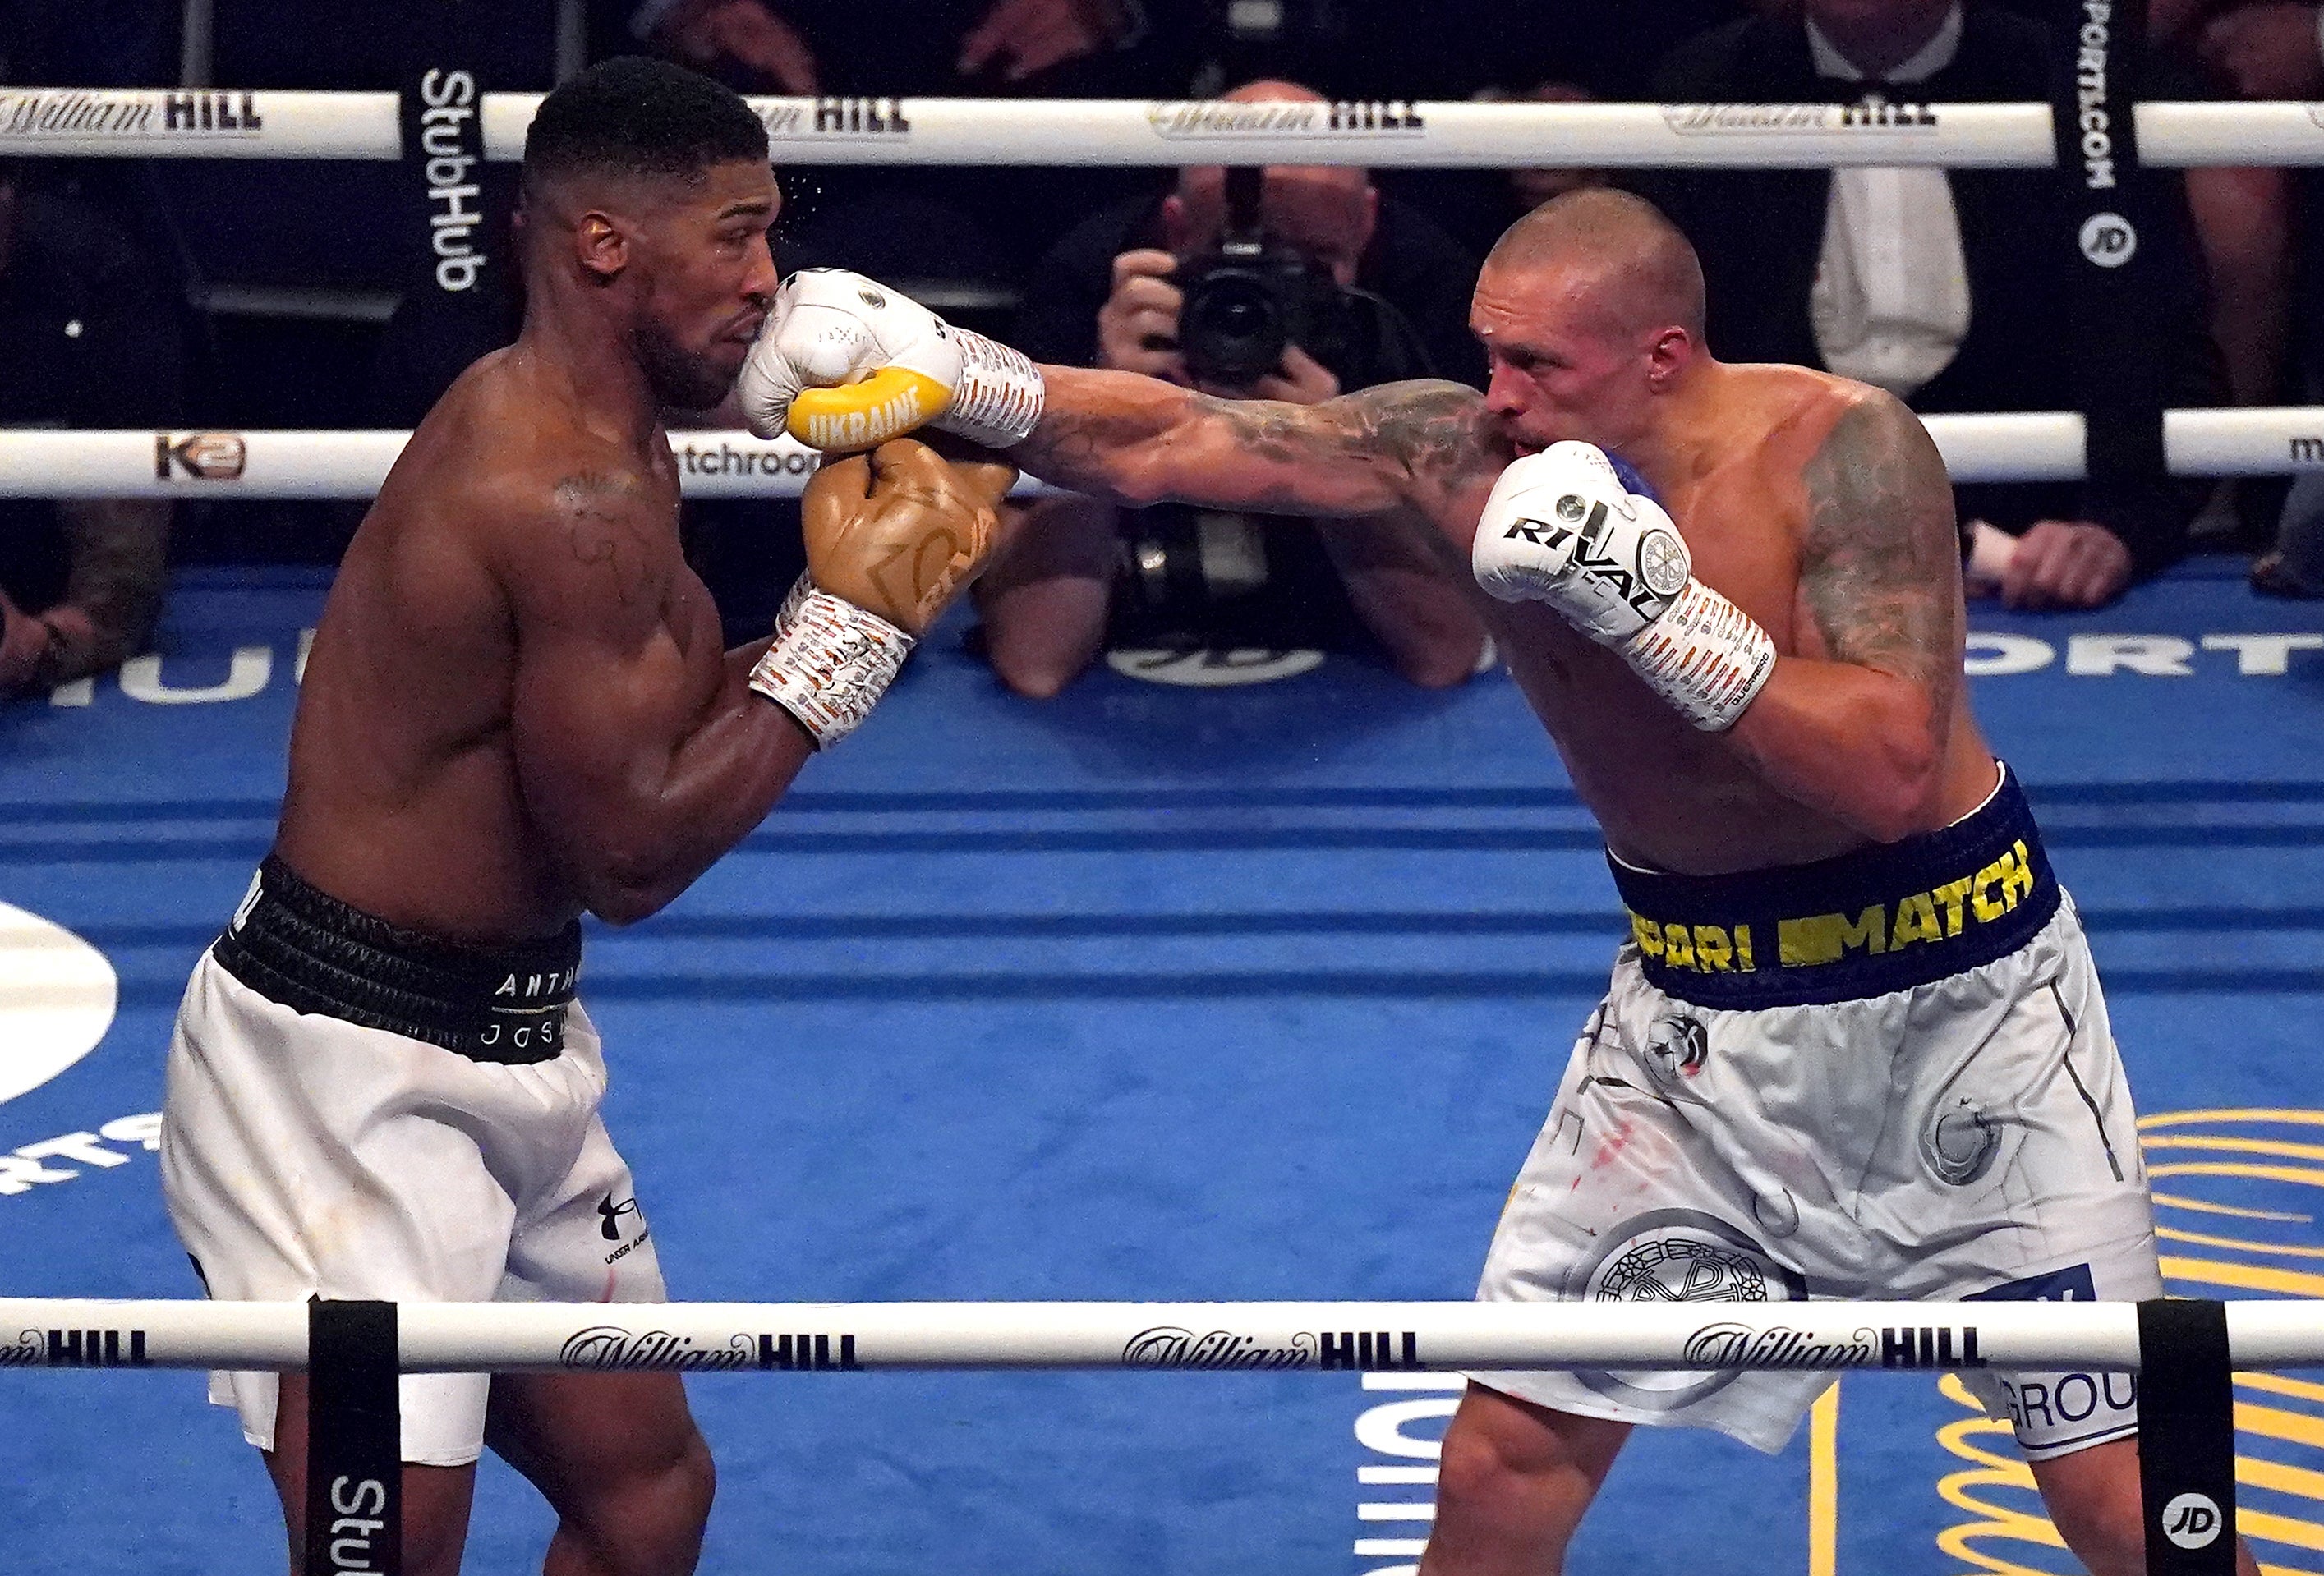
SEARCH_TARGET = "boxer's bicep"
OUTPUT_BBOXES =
[504,478,693,875]
[1795,393,1963,700]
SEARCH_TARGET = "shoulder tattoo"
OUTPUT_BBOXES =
[553,471,665,610]
[1796,394,1962,688]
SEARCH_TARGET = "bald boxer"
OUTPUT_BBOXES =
[159,58,1011,1576]
[741,187,2250,1576]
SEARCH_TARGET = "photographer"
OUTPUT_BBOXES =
[0,161,180,702]
[975,80,1489,696]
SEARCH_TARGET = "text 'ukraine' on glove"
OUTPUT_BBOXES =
[1471,441,1775,732]
[737,269,1045,453]
[748,439,1018,747]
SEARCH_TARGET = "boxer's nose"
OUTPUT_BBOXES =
[1484,360,1530,419]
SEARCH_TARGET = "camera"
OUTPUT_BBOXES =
[1172,168,1346,388]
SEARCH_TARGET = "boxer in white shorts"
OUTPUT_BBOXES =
[154,57,1016,1576]
[163,859,667,1469]
[743,184,2256,1573]
[1479,765,2160,1463]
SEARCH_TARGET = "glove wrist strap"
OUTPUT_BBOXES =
[937,329,1044,448]
[1620,577,1777,732]
[748,576,915,747]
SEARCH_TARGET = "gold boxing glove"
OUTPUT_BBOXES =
[748,440,1018,745]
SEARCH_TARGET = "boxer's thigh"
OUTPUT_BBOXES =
[485,1020,707,1551]
[1875,904,2159,1460]
[1473,978,1839,1454]
[501,1008,670,1307]
[163,954,517,1465]
[261,1374,481,1576]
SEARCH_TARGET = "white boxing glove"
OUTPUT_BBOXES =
[1474,441,1775,731]
[736,269,1045,453]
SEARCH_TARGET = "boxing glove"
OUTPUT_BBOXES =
[1473,442,1774,731]
[749,439,1018,746]
[737,269,1044,453]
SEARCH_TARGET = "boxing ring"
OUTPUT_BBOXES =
[5,80,2324,1576]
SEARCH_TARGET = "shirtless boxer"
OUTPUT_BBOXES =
[158,58,1014,1576]
[739,186,2250,1576]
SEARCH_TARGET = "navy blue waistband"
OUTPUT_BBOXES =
[1608,770,2059,1010]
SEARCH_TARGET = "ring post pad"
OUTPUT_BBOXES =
[2135,1298,2238,1575]
[305,1297,402,1576]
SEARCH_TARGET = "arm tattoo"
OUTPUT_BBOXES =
[555,472,665,610]
[1009,397,1183,494]
[1797,395,1963,692]
[1328,380,1509,496]
[1014,374,1505,516]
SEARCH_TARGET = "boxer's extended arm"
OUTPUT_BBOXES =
[1010,366,1503,521]
[507,472,814,926]
[743,270,1501,516]
[1725,393,1964,843]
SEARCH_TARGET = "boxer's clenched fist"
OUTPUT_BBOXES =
[1473,442,1774,731]
[738,269,1045,453]
[1473,442,1691,642]
[748,439,1018,746]
[803,439,1018,636]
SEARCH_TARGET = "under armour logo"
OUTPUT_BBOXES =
[596,1194,642,1243]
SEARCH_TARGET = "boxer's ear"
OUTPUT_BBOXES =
[573,209,629,283]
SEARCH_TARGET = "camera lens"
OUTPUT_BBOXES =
[1180,269,1288,387]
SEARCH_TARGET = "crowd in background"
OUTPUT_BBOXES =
[2,0,2322,701]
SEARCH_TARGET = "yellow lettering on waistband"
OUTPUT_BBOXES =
[1631,911,1663,957]
[1779,904,1889,967]
[1971,857,2009,923]
[2002,839,2036,907]
[1693,925,1733,972]
[1734,923,1754,971]
[1889,891,1942,948]
[1662,922,1697,970]
[1933,877,1972,937]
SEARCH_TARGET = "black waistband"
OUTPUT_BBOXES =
[1608,768,2059,1010]
[210,855,581,1064]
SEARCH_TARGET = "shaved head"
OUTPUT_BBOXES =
[1486,187,1705,342]
[1167,79,1377,282]
[1175,79,1370,209]
[1469,188,1712,457]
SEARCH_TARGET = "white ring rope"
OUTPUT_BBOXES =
[1,89,2321,168]
[5,1297,2320,1374]
[7,409,2319,502]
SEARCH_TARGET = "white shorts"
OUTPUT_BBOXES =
[1478,774,2157,1462]
[159,949,667,1468]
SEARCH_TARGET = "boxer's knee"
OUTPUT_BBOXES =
[549,1427,714,1576]
[2046,1497,2145,1576]
[1424,1387,1622,1574]
[2031,1437,2148,1576]
[400,1474,483,1576]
